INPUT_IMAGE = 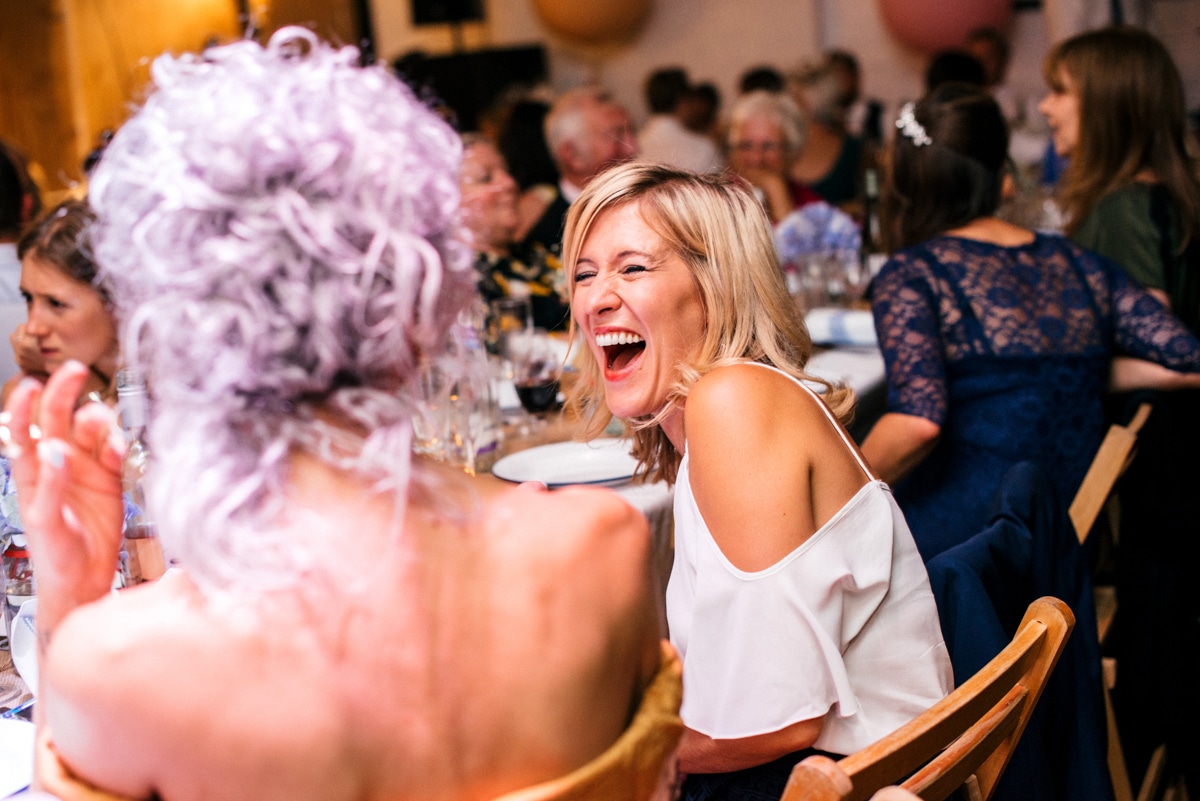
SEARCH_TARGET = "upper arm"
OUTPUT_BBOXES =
[685,367,817,572]
[1106,260,1200,372]
[871,258,949,424]
[41,594,187,798]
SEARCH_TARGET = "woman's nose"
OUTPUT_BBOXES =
[24,306,50,337]
[581,276,620,317]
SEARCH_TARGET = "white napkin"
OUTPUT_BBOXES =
[805,347,887,398]
[804,307,877,347]
[9,599,37,696]
[0,717,35,797]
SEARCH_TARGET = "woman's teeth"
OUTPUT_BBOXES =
[595,332,644,347]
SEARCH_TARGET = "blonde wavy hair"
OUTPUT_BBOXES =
[564,162,853,485]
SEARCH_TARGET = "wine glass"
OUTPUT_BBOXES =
[487,297,531,355]
[506,328,561,428]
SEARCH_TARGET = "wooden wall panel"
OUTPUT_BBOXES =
[0,0,78,194]
[256,0,361,49]
[0,0,240,196]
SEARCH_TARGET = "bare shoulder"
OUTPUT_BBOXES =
[484,483,656,611]
[45,573,351,801]
[685,363,867,570]
[687,363,834,454]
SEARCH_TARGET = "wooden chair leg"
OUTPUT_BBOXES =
[1135,744,1168,801]
[1103,657,1135,801]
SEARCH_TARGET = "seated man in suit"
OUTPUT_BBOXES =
[518,87,638,256]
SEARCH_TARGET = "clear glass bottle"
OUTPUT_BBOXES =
[3,543,34,638]
[859,166,889,280]
[116,369,160,585]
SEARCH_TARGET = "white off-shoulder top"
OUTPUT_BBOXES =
[665,362,953,756]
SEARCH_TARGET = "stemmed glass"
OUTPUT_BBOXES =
[505,328,562,429]
[487,297,531,355]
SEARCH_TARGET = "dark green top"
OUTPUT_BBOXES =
[809,135,864,207]
[1074,182,1199,333]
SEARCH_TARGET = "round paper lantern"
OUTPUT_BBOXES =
[532,0,653,44]
[878,0,1011,54]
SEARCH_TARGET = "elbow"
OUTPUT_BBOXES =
[677,716,825,775]
[862,413,942,485]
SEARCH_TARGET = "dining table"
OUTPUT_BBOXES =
[482,395,679,590]
[0,317,888,797]
[480,312,888,590]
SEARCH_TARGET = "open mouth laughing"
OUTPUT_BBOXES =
[595,330,646,374]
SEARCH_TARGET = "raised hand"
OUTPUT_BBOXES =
[3,360,127,637]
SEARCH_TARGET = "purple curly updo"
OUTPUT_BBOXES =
[88,28,473,588]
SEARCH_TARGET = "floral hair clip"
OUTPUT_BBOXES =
[896,102,932,147]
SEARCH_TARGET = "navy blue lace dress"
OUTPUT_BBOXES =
[871,233,1200,560]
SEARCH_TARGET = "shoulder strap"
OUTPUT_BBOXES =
[742,362,874,478]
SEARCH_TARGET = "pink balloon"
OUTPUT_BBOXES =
[878,0,1012,54]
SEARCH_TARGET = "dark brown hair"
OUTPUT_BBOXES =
[1044,26,1200,248]
[882,83,1008,251]
[17,198,103,295]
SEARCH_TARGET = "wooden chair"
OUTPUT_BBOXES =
[1069,402,1151,544]
[868,789,924,801]
[1066,402,1167,801]
[782,597,1074,801]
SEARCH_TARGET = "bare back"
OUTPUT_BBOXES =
[40,460,663,801]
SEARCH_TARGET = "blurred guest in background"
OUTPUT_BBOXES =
[966,26,1047,170]
[638,67,723,174]
[519,86,638,258]
[1042,26,1200,793]
[727,90,822,225]
[460,134,569,330]
[494,98,561,242]
[965,27,1018,125]
[789,61,866,206]
[924,50,986,94]
[0,143,34,384]
[1,199,117,407]
[681,81,721,142]
[738,65,786,95]
[825,49,884,147]
[861,84,1200,561]
[566,161,951,800]
[11,29,676,801]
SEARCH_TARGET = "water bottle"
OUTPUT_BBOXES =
[116,369,163,584]
[3,542,33,641]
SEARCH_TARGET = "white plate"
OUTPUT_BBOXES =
[492,439,637,488]
[10,598,37,696]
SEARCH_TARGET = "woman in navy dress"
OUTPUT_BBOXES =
[860,84,1200,560]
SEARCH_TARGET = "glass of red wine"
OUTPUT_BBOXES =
[506,328,561,427]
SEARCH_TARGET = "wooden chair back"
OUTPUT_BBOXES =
[1069,403,1151,543]
[782,597,1075,801]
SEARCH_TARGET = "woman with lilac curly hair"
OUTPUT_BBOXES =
[4,28,677,801]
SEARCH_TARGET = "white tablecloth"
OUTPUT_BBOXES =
[805,346,887,399]
[612,480,674,589]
